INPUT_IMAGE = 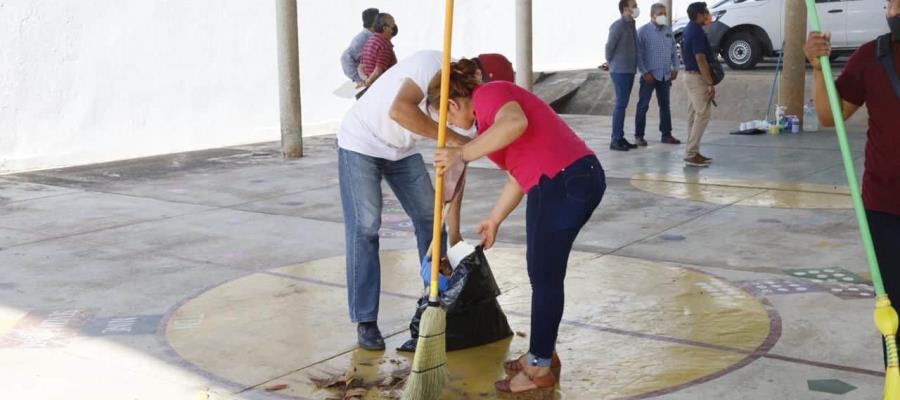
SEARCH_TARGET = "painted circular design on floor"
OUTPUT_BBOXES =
[163,249,777,399]
[630,173,851,209]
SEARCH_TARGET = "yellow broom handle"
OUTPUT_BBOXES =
[430,0,455,302]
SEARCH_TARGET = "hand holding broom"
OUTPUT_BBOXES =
[803,1,900,398]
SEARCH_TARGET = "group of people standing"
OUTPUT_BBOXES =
[329,0,900,395]
[605,1,718,167]
[340,8,399,89]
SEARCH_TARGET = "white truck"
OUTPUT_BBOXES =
[673,0,890,69]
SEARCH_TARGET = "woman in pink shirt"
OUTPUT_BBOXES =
[431,60,606,395]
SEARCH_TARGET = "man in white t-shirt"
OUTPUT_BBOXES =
[338,50,475,350]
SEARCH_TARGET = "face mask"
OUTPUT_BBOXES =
[632,7,641,19]
[392,24,399,38]
[889,15,900,41]
[450,122,478,138]
[655,15,669,26]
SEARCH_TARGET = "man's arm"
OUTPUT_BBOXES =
[637,28,655,82]
[365,66,385,86]
[605,23,622,64]
[636,28,647,75]
[695,51,715,99]
[671,30,680,79]
[388,79,470,146]
[446,176,465,246]
[804,32,861,127]
[341,48,362,83]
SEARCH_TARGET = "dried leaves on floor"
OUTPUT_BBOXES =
[310,362,411,400]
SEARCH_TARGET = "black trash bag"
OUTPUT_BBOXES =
[399,246,513,352]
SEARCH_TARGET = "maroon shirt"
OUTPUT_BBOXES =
[360,34,397,76]
[836,39,900,216]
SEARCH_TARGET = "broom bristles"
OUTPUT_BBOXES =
[402,306,448,400]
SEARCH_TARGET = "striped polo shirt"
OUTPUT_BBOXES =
[360,34,397,76]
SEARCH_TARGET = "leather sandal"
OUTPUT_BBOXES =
[504,353,561,380]
[495,369,556,398]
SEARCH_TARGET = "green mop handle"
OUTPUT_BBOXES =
[803,0,884,295]
[804,2,900,398]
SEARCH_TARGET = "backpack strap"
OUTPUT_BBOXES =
[877,34,900,100]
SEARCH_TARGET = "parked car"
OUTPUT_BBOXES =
[673,0,890,70]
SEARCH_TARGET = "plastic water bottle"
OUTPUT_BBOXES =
[803,100,819,132]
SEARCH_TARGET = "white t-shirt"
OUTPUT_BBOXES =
[338,50,443,161]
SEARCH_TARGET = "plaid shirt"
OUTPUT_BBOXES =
[637,22,679,81]
[360,34,397,76]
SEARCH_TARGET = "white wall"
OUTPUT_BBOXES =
[1,0,697,174]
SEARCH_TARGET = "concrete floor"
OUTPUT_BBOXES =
[0,115,885,399]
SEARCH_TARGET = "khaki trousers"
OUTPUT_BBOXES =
[684,73,713,159]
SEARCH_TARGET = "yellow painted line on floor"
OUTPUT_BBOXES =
[631,172,851,195]
[164,249,772,399]
[630,173,852,209]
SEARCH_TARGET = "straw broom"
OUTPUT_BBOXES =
[804,2,899,398]
[401,0,455,399]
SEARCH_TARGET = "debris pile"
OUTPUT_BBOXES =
[310,364,411,400]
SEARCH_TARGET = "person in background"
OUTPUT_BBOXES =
[340,8,380,87]
[681,2,716,167]
[605,0,641,152]
[635,3,682,147]
[805,0,900,365]
[360,13,399,87]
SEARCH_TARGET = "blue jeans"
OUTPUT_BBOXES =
[338,148,436,323]
[526,155,606,359]
[635,77,673,138]
[611,73,636,142]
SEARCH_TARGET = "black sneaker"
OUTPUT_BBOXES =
[609,140,631,151]
[357,322,386,351]
[622,138,639,149]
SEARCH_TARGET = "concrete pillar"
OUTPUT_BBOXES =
[515,0,534,91]
[665,0,673,20]
[779,0,807,119]
[276,0,303,159]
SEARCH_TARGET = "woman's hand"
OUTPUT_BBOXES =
[434,147,464,176]
[477,218,500,250]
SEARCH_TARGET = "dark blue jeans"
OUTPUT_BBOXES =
[611,73,635,142]
[526,155,606,359]
[635,77,673,138]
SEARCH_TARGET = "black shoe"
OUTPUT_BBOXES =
[622,138,639,149]
[634,137,648,147]
[397,338,417,353]
[357,322,386,351]
[609,140,631,151]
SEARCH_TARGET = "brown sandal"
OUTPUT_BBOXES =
[495,369,557,399]
[503,353,562,380]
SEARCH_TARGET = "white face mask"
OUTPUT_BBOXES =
[655,15,669,26]
[632,7,641,18]
[449,122,478,138]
